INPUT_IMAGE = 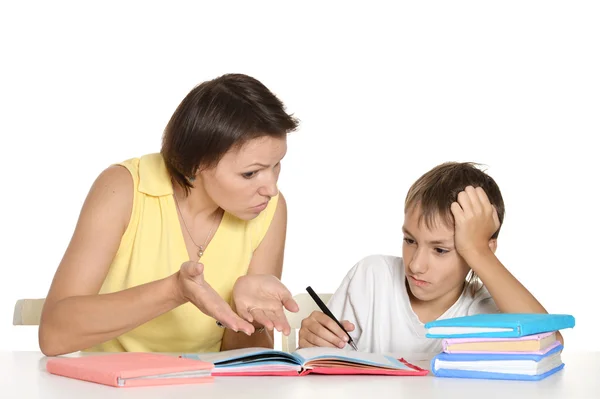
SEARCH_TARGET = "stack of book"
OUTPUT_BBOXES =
[424,313,575,381]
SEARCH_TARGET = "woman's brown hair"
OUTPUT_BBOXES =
[161,73,299,195]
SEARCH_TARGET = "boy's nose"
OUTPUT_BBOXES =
[408,249,428,274]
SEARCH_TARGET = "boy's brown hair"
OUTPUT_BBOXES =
[404,162,505,294]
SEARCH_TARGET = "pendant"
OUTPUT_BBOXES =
[197,246,204,258]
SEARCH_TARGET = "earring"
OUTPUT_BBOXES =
[188,176,196,183]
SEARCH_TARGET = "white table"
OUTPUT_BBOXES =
[2,351,599,398]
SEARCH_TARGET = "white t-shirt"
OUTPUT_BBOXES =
[327,254,499,354]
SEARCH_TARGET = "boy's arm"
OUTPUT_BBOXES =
[452,186,564,344]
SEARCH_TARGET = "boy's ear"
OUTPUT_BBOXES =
[488,239,497,253]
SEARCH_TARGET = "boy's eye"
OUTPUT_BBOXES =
[242,171,258,179]
[434,248,449,255]
[403,238,415,245]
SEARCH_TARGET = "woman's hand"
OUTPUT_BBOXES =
[232,274,299,336]
[176,261,255,335]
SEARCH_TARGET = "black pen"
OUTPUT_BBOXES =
[306,286,358,351]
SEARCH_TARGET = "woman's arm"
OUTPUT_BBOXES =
[39,166,187,355]
[40,166,255,356]
[452,186,564,344]
[220,193,288,351]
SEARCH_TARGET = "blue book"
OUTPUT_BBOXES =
[431,344,564,381]
[425,313,575,339]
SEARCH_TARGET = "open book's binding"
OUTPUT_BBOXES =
[182,348,428,377]
[46,353,214,387]
[431,344,564,381]
[425,313,575,338]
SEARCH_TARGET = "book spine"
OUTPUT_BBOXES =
[520,315,575,336]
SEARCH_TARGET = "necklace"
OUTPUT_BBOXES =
[173,194,220,259]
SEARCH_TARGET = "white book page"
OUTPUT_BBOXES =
[215,364,302,373]
[117,370,212,386]
[123,369,213,380]
[428,326,513,335]
[434,353,563,375]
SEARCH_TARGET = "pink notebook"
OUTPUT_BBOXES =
[46,353,214,387]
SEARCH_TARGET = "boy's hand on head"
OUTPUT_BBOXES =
[298,311,355,349]
[450,186,501,258]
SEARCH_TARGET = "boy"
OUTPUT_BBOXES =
[298,162,561,353]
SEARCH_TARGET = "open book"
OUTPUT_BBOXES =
[182,347,428,376]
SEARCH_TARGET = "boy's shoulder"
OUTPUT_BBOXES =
[346,254,404,281]
[337,254,405,306]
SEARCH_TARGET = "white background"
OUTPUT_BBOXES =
[1,1,598,352]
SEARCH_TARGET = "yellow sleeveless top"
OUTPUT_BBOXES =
[84,153,279,353]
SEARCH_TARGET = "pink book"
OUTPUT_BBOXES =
[46,353,214,387]
[442,331,560,354]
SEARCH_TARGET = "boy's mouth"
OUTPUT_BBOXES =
[409,275,429,287]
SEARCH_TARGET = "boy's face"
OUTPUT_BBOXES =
[402,206,470,304]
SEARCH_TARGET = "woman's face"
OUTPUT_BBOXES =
[199,135,287,220]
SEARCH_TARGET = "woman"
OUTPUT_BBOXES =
[39,73,300,356]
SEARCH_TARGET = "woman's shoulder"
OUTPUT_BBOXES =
[77,163,135,239]
[93,163,135,197]
[84,154,163,230]
[103,153,174,198]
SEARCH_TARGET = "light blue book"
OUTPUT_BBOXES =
[431,344,564,381]
[425,313,575,339]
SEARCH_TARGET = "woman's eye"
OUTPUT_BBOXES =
[242,171,258,179]
[435,248,449,255]
[403,238,415,245]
